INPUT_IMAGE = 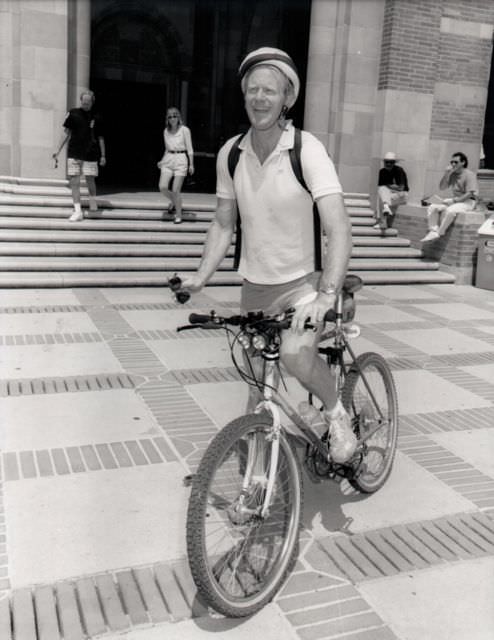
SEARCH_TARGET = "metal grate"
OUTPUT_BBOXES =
[0,332,102,346]
[400,407,494,435]
[167,366,240,385]
[0,305,86,314]
[400,433,494,510]
[0,373,140,397]
[0,559,200,640]
[2,436,177,481]
[313,511,494,584]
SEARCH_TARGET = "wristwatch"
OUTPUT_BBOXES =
[318,284,337,297]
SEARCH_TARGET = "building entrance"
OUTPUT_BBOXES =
[91,79,167,190]
[90,0,311,192]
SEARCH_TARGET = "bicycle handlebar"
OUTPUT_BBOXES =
[177,309,326,333]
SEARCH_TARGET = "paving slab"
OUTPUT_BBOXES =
[357,304,425,324]
[364,285,439,300]
[1,281,494,639]
[93,602,299,639]
[359,557,494,640]
[387,327,494,356]
[430,429,494,478]
[1,389,160,450]
[413,302,494,321]
[0,311,98,335]
[0,342,123,377]
[302,451,475,536]
[119,308,194,331]
[460,362,494,383]
[392,369,492,414]
[6,464,188,588]
[0,289,82,306]
[147,336,232,369]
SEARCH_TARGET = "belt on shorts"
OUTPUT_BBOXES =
[167,150,187,154]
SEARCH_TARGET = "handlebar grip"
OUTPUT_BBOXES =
[175,290,190,304]
[189,313,213,324]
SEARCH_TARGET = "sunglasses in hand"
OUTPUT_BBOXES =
[169,273,191,304]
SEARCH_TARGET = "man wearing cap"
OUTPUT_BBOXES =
[181,47,356,464]
[374,152,409,231]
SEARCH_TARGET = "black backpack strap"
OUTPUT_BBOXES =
[228,134,244,180]
[290,128,322,271]
[228,134,245,270]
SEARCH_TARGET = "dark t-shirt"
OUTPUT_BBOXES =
[63,108,103,161]
[378,165,409,191]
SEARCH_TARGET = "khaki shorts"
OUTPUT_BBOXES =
[240,273,320,314]
[159,152,188,178]
[67,158,99,177]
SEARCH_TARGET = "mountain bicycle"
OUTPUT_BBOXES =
[175,274,398,617]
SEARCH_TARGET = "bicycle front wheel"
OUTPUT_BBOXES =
[342,352,398,493]
[186,414,303,618]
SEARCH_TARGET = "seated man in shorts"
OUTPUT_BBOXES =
[421,152,478,242]
[53,90,106,222]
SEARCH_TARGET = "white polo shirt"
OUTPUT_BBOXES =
[216,123,342,285]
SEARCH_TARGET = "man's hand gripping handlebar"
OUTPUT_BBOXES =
[168,273,191,304]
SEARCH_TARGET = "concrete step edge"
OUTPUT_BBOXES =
[0,269,455,287]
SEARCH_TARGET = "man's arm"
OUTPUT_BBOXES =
[181,197,237,291]
[98,136,106,167]
[317,192,352,294]
[291,192,352,331]
[53,128,70,158]
[439,167,453,191]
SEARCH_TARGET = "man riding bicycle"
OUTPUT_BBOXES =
[181,47,356,463]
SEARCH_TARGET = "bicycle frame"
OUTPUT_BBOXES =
[244,292,390,516]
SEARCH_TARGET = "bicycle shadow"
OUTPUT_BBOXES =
[300,465,367,536]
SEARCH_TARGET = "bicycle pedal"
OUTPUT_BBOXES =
[183,474,195,487]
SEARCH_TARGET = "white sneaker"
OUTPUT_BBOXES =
[382,204,392,216]
[69,210,83,222]
[327,408,357,463]
[420,230,439,242]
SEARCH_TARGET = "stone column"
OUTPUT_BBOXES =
[303,0,385,193]
[0,0,70,177]
[67,0,91,108]
[0,0,91,179]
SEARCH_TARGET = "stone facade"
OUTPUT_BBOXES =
[1,0,493,205]
[0,0,90,179]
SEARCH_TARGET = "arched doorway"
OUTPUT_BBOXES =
[89,0,311,193]
[90,7,184,190]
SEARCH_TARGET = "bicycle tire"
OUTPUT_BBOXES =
[186,413,303,617]
[342,352,398,493]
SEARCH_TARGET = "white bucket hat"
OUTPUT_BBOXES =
[239,47,300,108]
[383,151,398,161]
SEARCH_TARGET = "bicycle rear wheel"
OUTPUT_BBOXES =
[186,414,303,617]
[342,352,398,493]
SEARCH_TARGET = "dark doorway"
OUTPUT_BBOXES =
[483,44,494,170]
[92,79,166,191]
[90,0,311,192]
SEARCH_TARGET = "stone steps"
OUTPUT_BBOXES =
[0,178,456,287]
[0,269,455,288]
[0,256,439,272]
[0,242,422,259]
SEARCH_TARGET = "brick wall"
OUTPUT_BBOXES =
[442,0,494,23]
[378,0,442,93]
[430,29,492,142]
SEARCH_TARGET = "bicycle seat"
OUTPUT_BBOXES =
[342,274,363,294]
